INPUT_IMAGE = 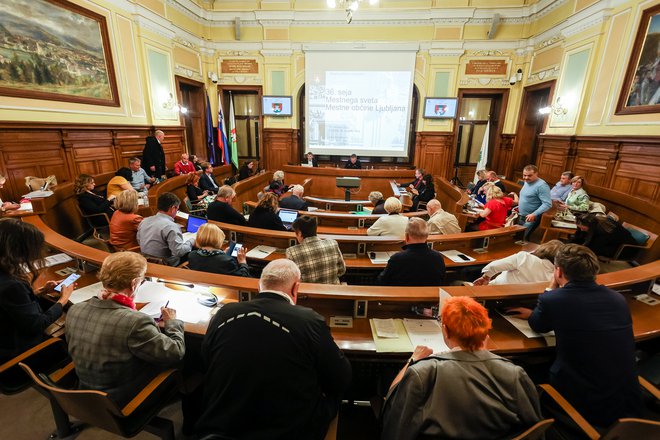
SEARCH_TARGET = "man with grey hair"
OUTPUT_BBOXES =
[142,130,166,178]
[128,157,154,191]
[426,199,461,235]
[279,184,309,211]
[550,171,574,201]
[196,259,351,439]
[377,217,446,286]
[206,185,247,225]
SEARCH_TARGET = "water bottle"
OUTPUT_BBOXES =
[143,192,149,207]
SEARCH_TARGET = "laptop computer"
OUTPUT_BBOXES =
[186,215,208,233]
[278,209,299,230]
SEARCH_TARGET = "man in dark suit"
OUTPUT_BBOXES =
[510,244,642,429]
[195,259,351,439]
[199,162,219,194]
[344,154,362,169]
[399,168,425,191]
[142,130,166,178]
[206,185,247,225]
[305,152,318,167]
[377,218,446,286]
[279,184,308,211]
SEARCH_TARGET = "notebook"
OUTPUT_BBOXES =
[186,215,207,233]
[278,209,299,230]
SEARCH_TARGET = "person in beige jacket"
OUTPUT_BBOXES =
[426,199,461,235]
[367,197,409,239]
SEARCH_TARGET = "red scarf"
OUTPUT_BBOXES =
[110,293,136,310]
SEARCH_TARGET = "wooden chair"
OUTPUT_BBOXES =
[0,338,79,438]
[538,382,660,439]
[612,222,657,261]
[183,196,207,217]
[20,362,180,440]
[511,419,555,440]
[75,204,111,242]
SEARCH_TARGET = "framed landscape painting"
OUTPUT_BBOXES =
[616,4,660,115]
[0,0,119,107]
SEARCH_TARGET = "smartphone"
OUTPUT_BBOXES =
[457,254,471,261]
[482,237,490,249]
[228,241,243,257]
[54,273,81,292]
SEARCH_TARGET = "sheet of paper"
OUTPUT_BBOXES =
[403,319,450,353]
[22,190,54,199]
[498,312,555,339]
[372,318,399,338]
[182,232,196,241]
[368,251,394,264]
[440,250,476,263]
[551,220,577,229]
[134,281,175,303]
[69,281,102,304]
[18,202,33,211]
[166,293,213,323]
[43,253,74,267]
[246,245,277,259]
[369,319,413,353]
[138,301,168,318]
[175,211,189,220]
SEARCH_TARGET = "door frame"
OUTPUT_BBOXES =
[217,85,263,167]
[175,76,206,158]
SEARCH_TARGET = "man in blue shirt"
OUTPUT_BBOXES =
[128,157,154,191]
[518,165,551,241]
[550,171,573,201]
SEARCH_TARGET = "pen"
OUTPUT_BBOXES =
[158,301,169,322]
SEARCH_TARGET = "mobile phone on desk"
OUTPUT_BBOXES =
[457,254,471,261]
[228,241,243,257]
[54,273,80,292]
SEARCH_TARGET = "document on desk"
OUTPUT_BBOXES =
[440,250,476,263]
[175,211,189,220]
[69,281,102,304]
[135,281,212,323]
[369,319,413,353]
[551,220,577,229]
[18,202,33,211]
[246,245,277,259]
[403,319,449,353]
[43,253,75,267]
[498,311,555,341]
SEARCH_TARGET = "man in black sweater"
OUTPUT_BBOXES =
[377,217,446,286]
[279,184,309,211]
[206,185,247,226]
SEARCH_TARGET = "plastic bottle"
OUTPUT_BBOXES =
[143,192,149,207]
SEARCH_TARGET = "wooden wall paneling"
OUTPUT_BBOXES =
[494,134,515,178]
[571,139,619,187]
[263,128,296,170]
[610,142,660,204]
[0,128,68,199]
[414,132,453,179]
[63,129,116,176]
[114,128,152,166]
[537,135,573,180]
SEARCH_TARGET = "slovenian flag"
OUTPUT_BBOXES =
[217,94,231,166]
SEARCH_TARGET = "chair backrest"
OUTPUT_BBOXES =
[622,222,657,247]
[600,418,660,439]
[19,362,126,435]
[0,338,69,395]
[511,419,554,440]
[183,196,193,212]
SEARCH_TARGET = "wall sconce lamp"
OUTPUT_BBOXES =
[162,92,188,114]
[539,96,568,116]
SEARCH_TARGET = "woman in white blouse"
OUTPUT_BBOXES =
[367,197,409,239]
[473,240,563,285]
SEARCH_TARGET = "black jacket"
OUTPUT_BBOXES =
[279,195,308,211]
[372,200,386,214]
[377,243,446,286]
[412,182,436,211]
[199,173,219,194]
[142,136,166,177]
[188,249,251,278]
[206,201,247,226]
[0,274,63,362]
[238,165,253,181]
[248,207,287,231]
[187,185,206,203]
[77,192,114,226]
[344,159,362,169]
[195,292,352,439]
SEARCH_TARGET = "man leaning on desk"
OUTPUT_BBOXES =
[195,259,351,440]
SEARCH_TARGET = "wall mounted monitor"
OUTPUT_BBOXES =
[262,95,293,116]
[423,97,458,119]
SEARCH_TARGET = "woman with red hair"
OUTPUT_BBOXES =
[381,296,541,439]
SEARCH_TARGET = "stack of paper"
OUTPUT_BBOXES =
[497,311,555,341]
[369,319,413,353]
[440,250,476,263]
[551,220,577,229]
[403,319,449,353]
[22,190,53,199]
[175,211,189,220]
[43,253,74,267]
[246,245,277,259]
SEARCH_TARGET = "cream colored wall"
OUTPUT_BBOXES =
[1,0,658,139]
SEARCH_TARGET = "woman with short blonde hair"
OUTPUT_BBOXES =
[475,186,516,231]
[66,251,185,406]
[109,190,143,250]
[189,223,251,277]
[368,197,408,238]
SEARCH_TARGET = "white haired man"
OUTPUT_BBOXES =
[195,259,351,439]
[426,199,461,235]
[279,184,309,211]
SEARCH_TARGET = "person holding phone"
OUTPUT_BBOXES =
[188,224,251,278]
[0,219,74,363]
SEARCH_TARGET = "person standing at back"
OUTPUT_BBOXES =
[195,259,351,440]
[509,244,642,428]
[142,130,166,178]
[518,164,552,241]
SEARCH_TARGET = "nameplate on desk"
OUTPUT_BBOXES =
[330,316,353,328]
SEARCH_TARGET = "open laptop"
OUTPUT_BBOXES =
[278,209,299,230]
[183,215,207,240]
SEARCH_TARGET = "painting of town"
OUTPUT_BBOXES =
[0,0,119,106]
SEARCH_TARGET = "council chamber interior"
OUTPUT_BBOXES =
[0,0,659,439]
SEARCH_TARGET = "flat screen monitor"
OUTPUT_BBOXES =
[186,215,208,233]
[423,97,458,119]
[262,96,293,117]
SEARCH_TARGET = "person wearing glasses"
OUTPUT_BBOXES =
[137,192,194,266]
[66,252,184,406]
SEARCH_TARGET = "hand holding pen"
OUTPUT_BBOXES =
[159,301,177,321]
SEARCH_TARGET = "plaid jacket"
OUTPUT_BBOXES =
[66,297,185,405]
[286,236,346,284]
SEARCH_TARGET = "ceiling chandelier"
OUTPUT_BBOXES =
[327,0,379,24]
